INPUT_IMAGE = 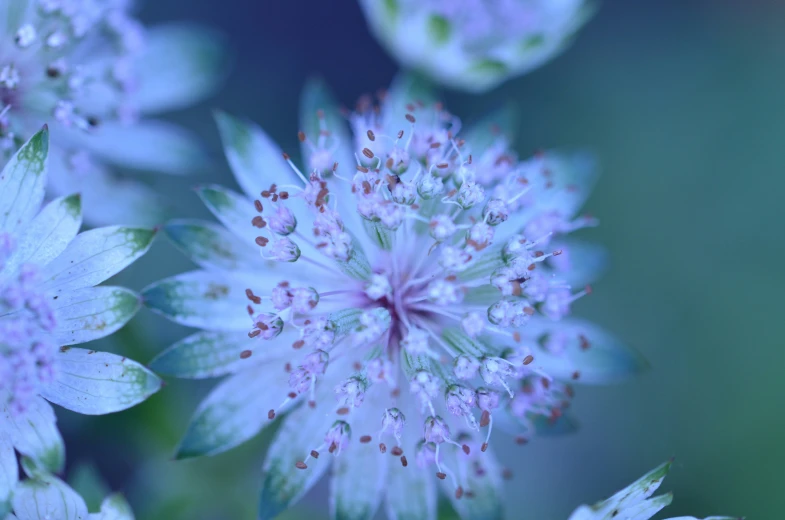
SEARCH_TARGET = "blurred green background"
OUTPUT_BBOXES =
[60,0,785,518]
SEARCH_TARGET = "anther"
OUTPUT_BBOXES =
[255,237,269,247]
[288,392,297,398]
[400,456,408,467]
[292,340,305,349]
[514,436,528,445]
[310,450,320,459]
[379,443,387,454]
[436,472,446,480]
[481,443,488,452]
[248,330,261,338]
[455,487,464,499]
[336,407,350,415]
[362,148,374,159]
[360,435,372,443]
[268,409,275,419]
[367,130,375,141]
[245,289,261,304]
[240,350,252,359]
[405,114,416,123]
[282,153,290,160]
[391,446,403,456]
[480,410,491,428]
[308,400,316,408]
[523,355,534,365]
[462,444,470,455]
[295,461,307,469]
[252,216,266,228]
[298,131,306,142]
[254,200,263,212]
[502,468,513,480]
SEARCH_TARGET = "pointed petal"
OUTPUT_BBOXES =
[49,286,141,346]
[463,104,517,156]
[142,270,255,331]
[329,387,388,520]
[194,184,259,244]
[165,219,259,272]
[0,127,48,233]
[258,401,336,519]
[3,195,82,275]
[549,238,609,287]
[175,361,293,459]
[149,330,283,379]
[38,227,155,292]
[442,445,503,520]
[1,398,64,473]
[526,318,648,384]
[40,348,161,415]
[214,111,296,200]
[493,407,578,438]
[88,494,134,520]
[385,437,436,520]
[74,120,210,175]
[0,433,18,516]
[132,24,228,114]
[11,474,88,520]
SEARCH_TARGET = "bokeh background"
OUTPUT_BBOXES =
[59,0,785,518]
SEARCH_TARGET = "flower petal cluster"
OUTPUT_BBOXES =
[568,460,741,520]
[0,1,226,225]
[144,76,646,519]
[0,127,161,485]
[358,0,595,92]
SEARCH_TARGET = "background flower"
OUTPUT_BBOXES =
[0,1,227,226]
[0,127,161,512]
[358,0,594,92]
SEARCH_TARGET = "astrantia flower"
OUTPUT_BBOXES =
[0,1,226,225]
[0,127,161,486]
[358,0,595,92]
[144,76,645,519]
[1,456,135,519]
[568,460,741,520]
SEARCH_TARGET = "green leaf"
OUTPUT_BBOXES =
[0,126,48,233]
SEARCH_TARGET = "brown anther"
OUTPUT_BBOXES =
[295,461,307,470]
[552,249,563,256]
[534,251,544,258]
[308,400,316,409]
[240,350,253,359]
[467,154,473,164]
[400,456,408,467]
[271,193,278,202]
[267,409,275,419]
[465,491,476,499]
[480,410,491,428]
[255,236,269,247]
[298,131,306,142]
[252,216,266,228]
[353,361,362,371]
[292,340,305,349]
[390,387,401,397]
[391,446,403,456]
[523,306,535,316]
[360,435,372,444]
[46,66,61,78]
[282,152,290,160]
[527,263,536,271]
[336,407,350,416]
[429,142,441,149]
[245,289,261,304]
[362,147,374,159]
[455,487,464,499]
[367,130,375,141]
[572,371,581,380]
[385,157,394,169]
[310,450,320,459]
[248,330,261,338]
[257,322,269,331]
[261,190,270,198]
[481,442,489,452]
[462,444,471,455]
[542,378,551,389]
[502,468,513,480]
[280,192,289,200]
[254,199,263,212]
[436,472,446,480]
[397,130,404,139]
[284,364,292,374]
[356,165,369,173]
[406,103,416,112]
[405,114,416,123]
[523,355,534,365]
[513,331,522,343]
[379,443,387,454]
[579,334,590,350]
[515,436,528,445]
[246,305,254,316]
[436,163,449,169]
[287,391,297,399]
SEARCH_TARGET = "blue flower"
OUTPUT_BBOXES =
[144,76,646,519]
[0,128,160,503]
[0,1,226,225]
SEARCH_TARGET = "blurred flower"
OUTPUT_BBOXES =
[143,76,645,519]
[568,460,741,520]
[0,127,161,483]
[358,0,595,92]
[0,1,227,225]
[1,455,135,519]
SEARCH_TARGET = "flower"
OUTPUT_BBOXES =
[358,0,595,92]
[143,76,646,519]
[0,127,161,481]
[568,460,741,520]
[0,1,227,225]
[1,456,135,519]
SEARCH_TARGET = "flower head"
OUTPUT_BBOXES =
[0,128,160,476]
[144,76,646,518]
[568,460,741,520]
[359,0,595,92]
[0,1,226,225]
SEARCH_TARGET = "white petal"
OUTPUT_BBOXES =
[549,237,609,287]
[40,348,162,415]
[11,474,88,520]
[175,360,294,459]
[3,195,82,276]
[0,433,17,516]
[441,445,503,520]
[194,184,259,244]
[49,286,141,346]
[38,227,156,292]
[72,120,210,175]
[131,24,227,114]
[0,398,64,473]
[88,494,134,520]
[329,387,389,520]
[165,219,259,272]
[0,127,48,233]
[142,270,257,331]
